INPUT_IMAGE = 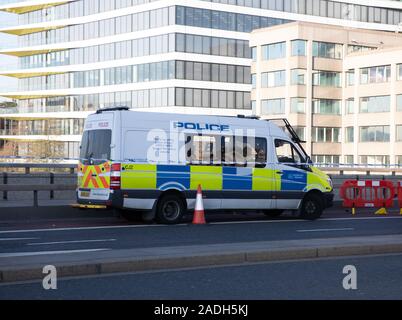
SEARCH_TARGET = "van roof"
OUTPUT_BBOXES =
[90,108,292,139]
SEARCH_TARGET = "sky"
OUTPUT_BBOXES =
[0,11,18,102]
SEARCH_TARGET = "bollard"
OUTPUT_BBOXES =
[2,172,7,200]
[50,172,54,199]
[33,190,38,207]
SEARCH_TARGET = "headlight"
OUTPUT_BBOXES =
[327,177,333,189]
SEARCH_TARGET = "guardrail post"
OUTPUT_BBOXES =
[33,190,38,207]
[2,172,7,200]
[49,172,54,199]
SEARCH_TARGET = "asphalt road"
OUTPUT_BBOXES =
[1,253,401,300]
[1,215,402,256]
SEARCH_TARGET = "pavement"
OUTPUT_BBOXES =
[1,253,402,299]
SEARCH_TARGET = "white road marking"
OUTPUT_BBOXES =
[0,237,38,241]
[0,224,167,234]
[0,216,400,234]
[27,239,116,246]
[0,248,108,258]
[297,228,355,233]
[210,216,401,226]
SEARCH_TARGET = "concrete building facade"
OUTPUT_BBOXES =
[250,21,402,166]
[1,0,402,160]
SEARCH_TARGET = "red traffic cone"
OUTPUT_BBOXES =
[192,184,206,224]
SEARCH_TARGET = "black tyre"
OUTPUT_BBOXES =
[114,208,143,222]
[263,209,284,218]
[300,193,324,220]
[156,194,186,224]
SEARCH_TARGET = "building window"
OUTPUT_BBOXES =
[261,99,285,115]
[251,46,257,61]
[313,70,341,87]
[347,45,376,54]
[261,70,286,87]
[360,65,391,84]
[360,96,390,113]
[251,100,256,111]
[312,155,340,165]
[313,99,341,115]
[398,64,402,81]
[346,69,355,86]
[397,125,402,142]
[345,127,354,143]
[291,40,306,56]
[290,98,305,114]
[359,155,390,166]
[251,74,256,89]
[344,155,354,165]
[397,95,402,112]
[291,69,306,85]
[294,127,305,141]
[262,42,286,60]
[360,126,390,142]
[345,99,354,114]
[312,127,340,143]
[312,41,342,59]
[397,156,402,167]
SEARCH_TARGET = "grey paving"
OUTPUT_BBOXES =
[1,253,402,299]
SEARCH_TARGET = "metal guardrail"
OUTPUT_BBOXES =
[0,184,75,207]
[0,162,76,174]
[323,167,402,176]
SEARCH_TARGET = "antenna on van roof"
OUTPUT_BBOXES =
[96,106,130,114]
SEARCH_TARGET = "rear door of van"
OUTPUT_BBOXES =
[77,112,115,202]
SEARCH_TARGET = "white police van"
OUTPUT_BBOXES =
[77,107,333,224]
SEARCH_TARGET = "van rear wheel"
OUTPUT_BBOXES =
[300,193,323,220]
[156,194,186,225]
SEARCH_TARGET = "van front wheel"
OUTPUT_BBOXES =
[300,193,323,220]
[156,194,186,224]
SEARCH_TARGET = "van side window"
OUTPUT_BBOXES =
[185,134,267,167]
[223,136,267,168]
[185,134,220,165]
[275,139,302,164]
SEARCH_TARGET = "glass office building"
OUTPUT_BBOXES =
[1,0,402,160]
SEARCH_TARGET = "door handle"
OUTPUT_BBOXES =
[276,171,283,175]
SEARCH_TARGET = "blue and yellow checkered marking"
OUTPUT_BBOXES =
[280,170,307,191]
[120,164,325,194]
[157,165,190,191]
[223,167,252,190]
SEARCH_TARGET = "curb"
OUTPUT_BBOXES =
[2,242,402,283]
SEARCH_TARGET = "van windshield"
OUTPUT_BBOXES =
[80,129,111,164]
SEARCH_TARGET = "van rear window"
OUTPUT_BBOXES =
[80,129,111,164]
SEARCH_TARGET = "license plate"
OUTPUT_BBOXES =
[81,191,90,197]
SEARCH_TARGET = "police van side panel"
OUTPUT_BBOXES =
[117,113,279,213]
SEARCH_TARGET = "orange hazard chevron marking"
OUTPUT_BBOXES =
[94,165,108,188]
[80,162,111,189]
